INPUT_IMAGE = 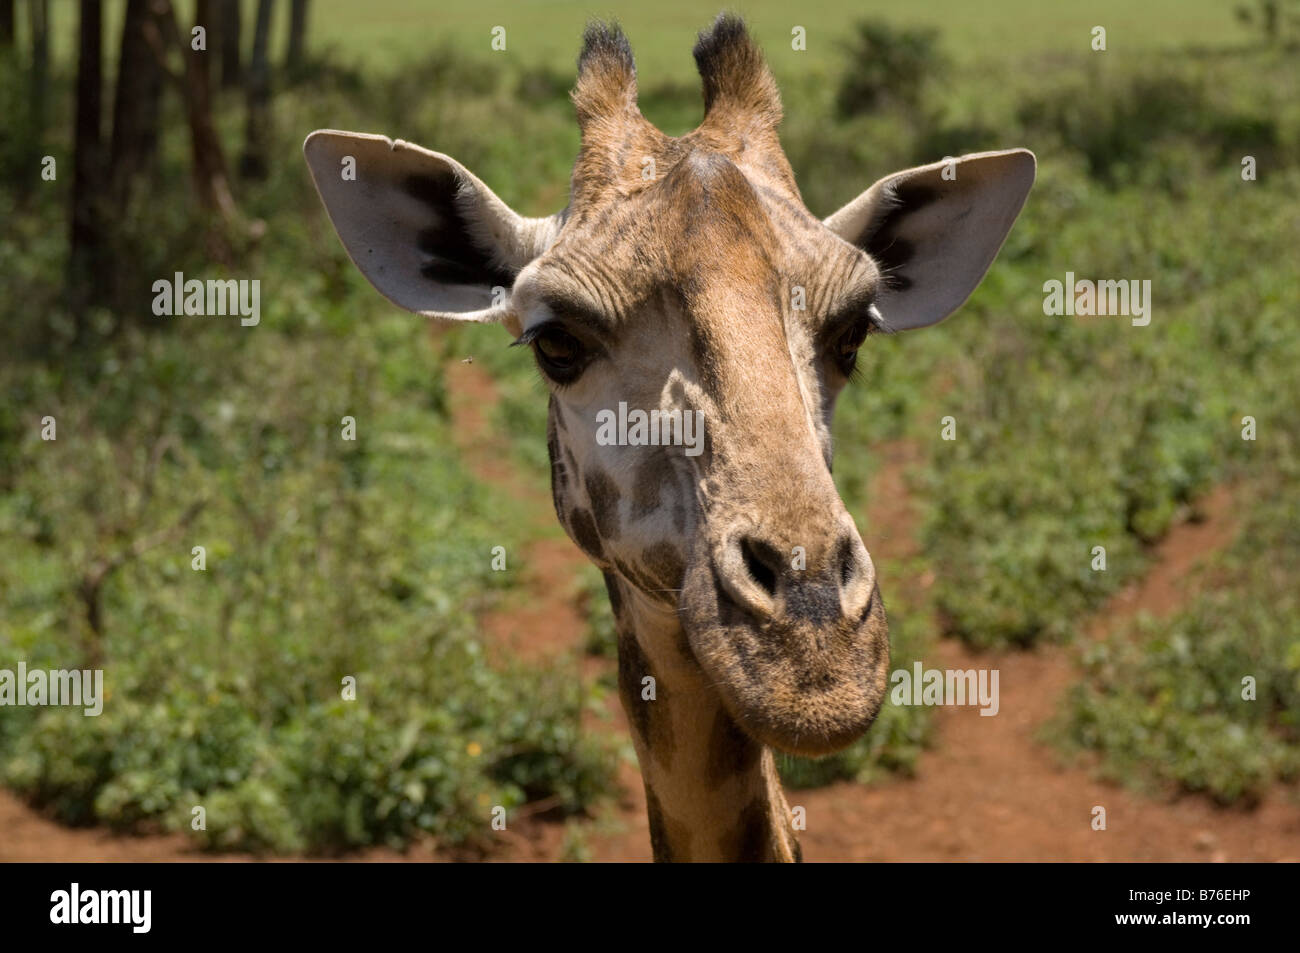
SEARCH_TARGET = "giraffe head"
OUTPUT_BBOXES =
[305,17,1033,759]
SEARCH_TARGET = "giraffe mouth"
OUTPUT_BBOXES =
[680,559,892,757]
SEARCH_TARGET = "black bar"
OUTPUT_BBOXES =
[0,861,1284,940]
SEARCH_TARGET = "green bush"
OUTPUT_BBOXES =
[1053,472,1300,803]
[915,131,1299,647]
[0,118,618,849]
[835,20,947,118]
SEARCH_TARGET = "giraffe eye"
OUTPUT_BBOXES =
[532,325,587,382]
[832,316,872,375]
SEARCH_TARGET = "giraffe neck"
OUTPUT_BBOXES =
[604,573,801,862]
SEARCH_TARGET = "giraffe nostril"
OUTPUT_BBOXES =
[838,535,856,588]
[739,536,780,598]
[717,530,871,622]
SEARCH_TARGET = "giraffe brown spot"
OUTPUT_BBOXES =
[630,455,671,520]
[707,709,761,787]
[645,789,672,863]
[640,541,685,592]
[719,798,770,863]
[629,647,676,771]
[547,413,569,520]
[601,571,624,620]
[568,507,603,560]
[546,428,559,469]
[644,788,692,863]
[585,469,621,540]
[617,628,653,746]
[614,557,657,595]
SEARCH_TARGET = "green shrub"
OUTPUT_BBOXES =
[0,220,617,852]
[1053,473,1300,803]
[835,20,947,118]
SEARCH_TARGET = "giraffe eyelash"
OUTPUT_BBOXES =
[510,323,549,348]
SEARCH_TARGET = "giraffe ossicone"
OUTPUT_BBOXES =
[304,13,1034,862]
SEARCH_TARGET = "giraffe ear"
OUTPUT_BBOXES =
[823,149,1035,331]
[304,130,563,333]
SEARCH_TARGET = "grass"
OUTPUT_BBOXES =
[294,0,1259,76]
[30,2,1272,124]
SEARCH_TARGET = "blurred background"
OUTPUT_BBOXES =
[1,0,1298,861]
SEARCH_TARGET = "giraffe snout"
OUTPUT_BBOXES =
[682,519,891,757]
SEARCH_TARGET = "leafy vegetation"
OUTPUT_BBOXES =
[835,20,946,117]
[1053,465,1300,803]
[0,312,616,851]
[0,32,619,851]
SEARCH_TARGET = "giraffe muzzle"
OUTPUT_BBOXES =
[679,524,892,757]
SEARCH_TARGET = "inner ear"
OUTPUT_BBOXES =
[824,149,1035,331]
[859,181,940,293]
[303,130,559,324]
[403,172,517,289]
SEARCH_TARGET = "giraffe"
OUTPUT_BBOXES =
[303,14,1034,862]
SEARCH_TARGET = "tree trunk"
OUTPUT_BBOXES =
[110,0,163,211]
[219,0,240,88]
[146,0,239,259]
[9,0,43,203]
[0,1,14,50]
[185,0,233,214]
[239,0,273,180]
[69,0,108,320]
[285,0,308,72]
[28,0,49,138]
